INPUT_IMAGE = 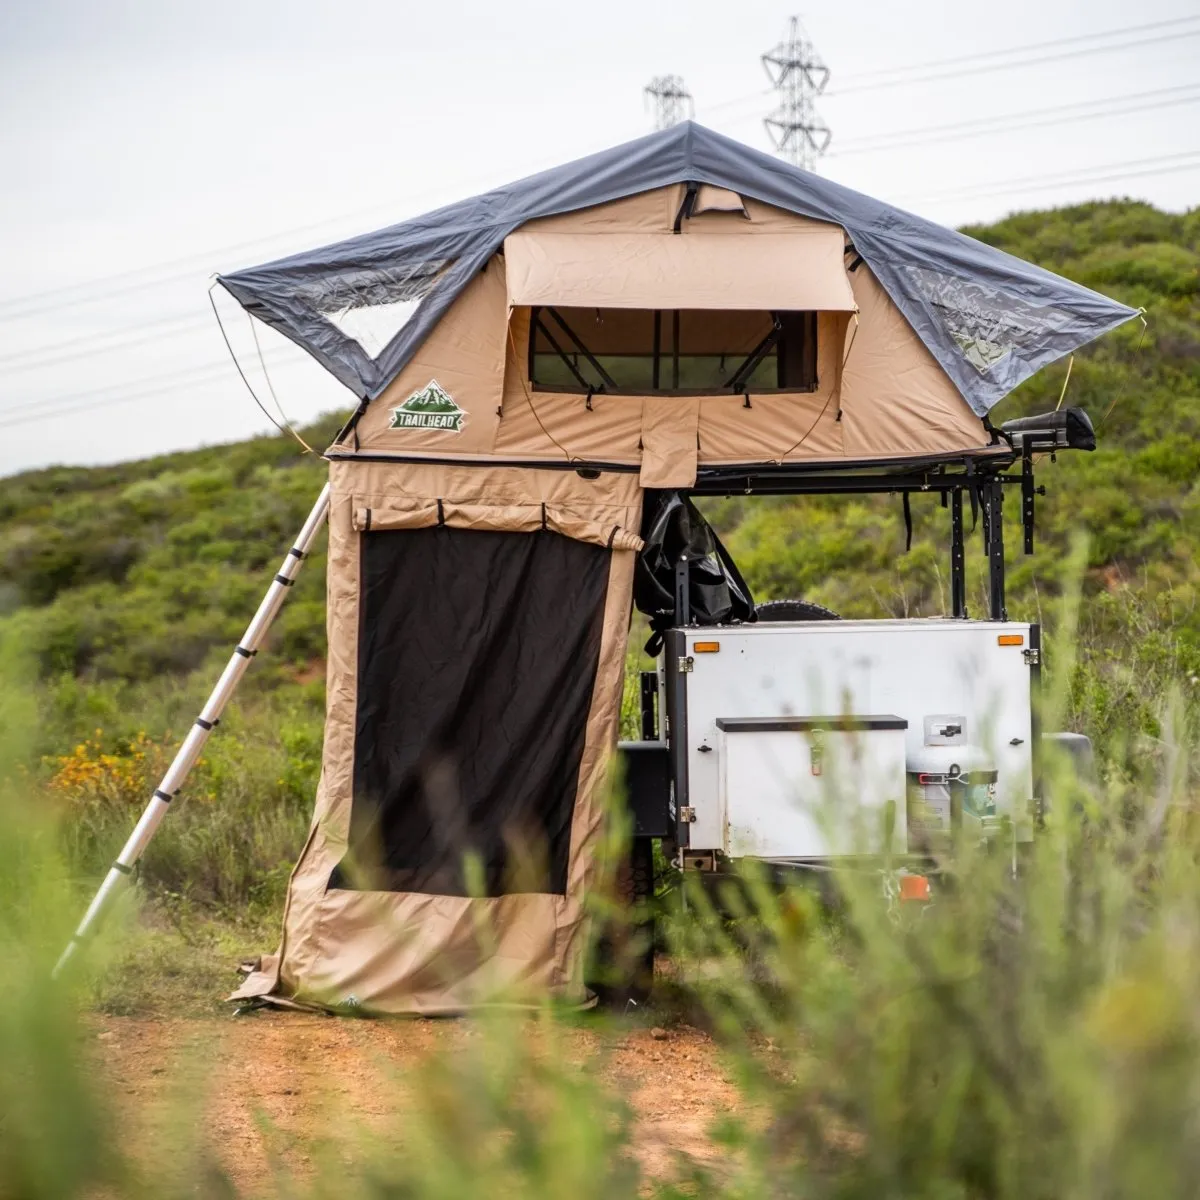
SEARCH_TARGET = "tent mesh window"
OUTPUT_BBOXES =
[331,526,612,897]
[305,259,453,360]
[529,306,818,395]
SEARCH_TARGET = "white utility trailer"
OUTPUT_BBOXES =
[662,619,1038,866]
[618,406,1103,886]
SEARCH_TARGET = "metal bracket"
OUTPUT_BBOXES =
[678,806,696,823]
[1023,648,1041,666]
[677,656,694,673]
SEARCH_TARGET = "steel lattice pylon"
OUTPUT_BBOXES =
[762,15,831,172]
[644,75,694,131]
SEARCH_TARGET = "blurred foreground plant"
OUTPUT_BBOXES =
[0,639,126,1197]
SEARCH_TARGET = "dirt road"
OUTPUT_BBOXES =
[92,1010,741,1190]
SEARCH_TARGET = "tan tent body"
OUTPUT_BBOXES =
[223,129,1134,1015]
[348,186,991,492]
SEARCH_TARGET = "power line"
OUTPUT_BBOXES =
[0,349,301,430]
[0,153,569,320]
[762,15,832,171]
[0,310,206,372]
[701,14,1200,118]
[898,149,1200,205]
[828,84,1200,157]
[831,27,1200,95]
[838,13,1200,84]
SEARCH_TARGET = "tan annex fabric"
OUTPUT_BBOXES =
[353,258,508,455]
[233,460,642,1015]
[504,229,857,312]
[350,497,643,550]
[641,396,701,487]
[839,264,992,459]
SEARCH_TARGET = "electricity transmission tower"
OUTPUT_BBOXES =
[645,75,694,130]
[762,16,831,171]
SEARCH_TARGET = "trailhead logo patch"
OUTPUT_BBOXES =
[389,380,465,433]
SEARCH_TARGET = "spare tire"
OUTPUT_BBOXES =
[755,598,840,622]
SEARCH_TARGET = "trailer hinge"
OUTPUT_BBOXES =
[1023,648,1041,666]
[677,655,694,674]
[678,806,696,823]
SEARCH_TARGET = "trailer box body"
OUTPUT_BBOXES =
[665,620,1037,859]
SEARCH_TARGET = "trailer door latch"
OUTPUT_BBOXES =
[677,656,694,673]
[1023,648,1040,666]
[678,806,696,823]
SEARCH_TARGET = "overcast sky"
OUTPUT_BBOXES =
[1,0,1197,478]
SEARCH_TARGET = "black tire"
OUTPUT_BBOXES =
[590,838,657,1009]
[755,598,840,622]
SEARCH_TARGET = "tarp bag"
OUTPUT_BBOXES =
[634,491,755,653]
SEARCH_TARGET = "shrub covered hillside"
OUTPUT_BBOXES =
[0,199,1197,919]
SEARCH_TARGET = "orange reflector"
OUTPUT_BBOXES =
[899,875,931,902]
[693,641,721,653]
[997,634,1024,647]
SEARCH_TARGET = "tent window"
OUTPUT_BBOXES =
[529,306,818,395]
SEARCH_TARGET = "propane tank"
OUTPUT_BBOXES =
[907,715,998,850]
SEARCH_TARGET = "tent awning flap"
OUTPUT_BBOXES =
[503,229,857,312]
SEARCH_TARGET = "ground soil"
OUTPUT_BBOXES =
[91,1010,741,1192]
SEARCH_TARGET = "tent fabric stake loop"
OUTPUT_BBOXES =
[52,483,332,982]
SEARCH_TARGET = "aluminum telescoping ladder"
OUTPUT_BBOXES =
[53,483,331,979]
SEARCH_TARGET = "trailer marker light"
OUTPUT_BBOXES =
[693,641,721,653]
[899,874,931,902]
[997,634,1024,647]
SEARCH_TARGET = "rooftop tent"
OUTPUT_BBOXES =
[216,125,1138,1016]
[218,121,1136,418]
